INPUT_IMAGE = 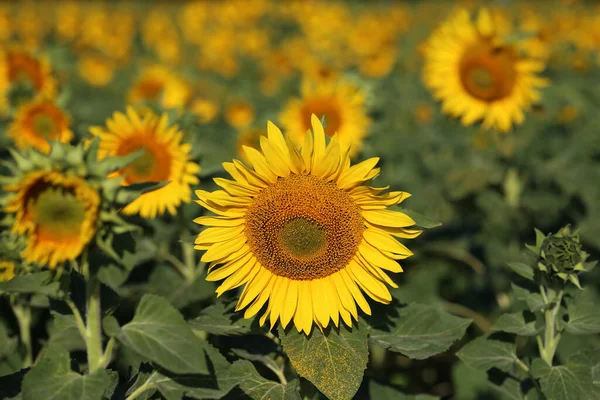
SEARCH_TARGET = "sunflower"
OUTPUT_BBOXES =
[3,171,100,268]
[0,261,16,282]
[422,8,549,132]
[0,48,57,115]
[194,116,421,334]
[279,80,370,158]
[225,100,255,129]
[78,53,116,87]
[127,65,191,110]
[89,107,200,219]
[8,100,73,153]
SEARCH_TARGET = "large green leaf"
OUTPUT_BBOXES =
[235,360,302,400]
[22,348,109,400]
[492,312,539,336]
[0,271,62,298]
[565,302,600,335]
[532,359,594,400]
[368,303,471,359]
[511,284,545,312]
[188,301,255,336]
[280,323,369,400]
[46,312,86,352]
[506,262,535,281]
[457,336,521,373]
[115,294,209,374]
[369,381,439,399]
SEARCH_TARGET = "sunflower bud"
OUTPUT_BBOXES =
[533,226,595,289]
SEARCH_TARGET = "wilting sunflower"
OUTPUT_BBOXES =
[127,65,191,110]
[422,9,548,132]
[89,107,200,219]
[0,48,57,115]
[279,80,370,158]
[195,116,421,334]
[8,100,73,153]
[0,261,16,282]
[3,171,100,268]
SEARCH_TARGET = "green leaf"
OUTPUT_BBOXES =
[22,347,110,400]
[507,262,535,281]
[235,360,302,400]
[280,323,369,400]
[492,312,539,336]
[368,304,471,359]
[0,271,62,298]
[456,336,520,373]
[115,294,210,374]
[565,302,600,335]
[397,208,442,229]
[144,266,214,309]
[511,283,545,312]
[188,301,254,336]
[369,380,439,399]
[532,358,594,400]
[46,312,86,351]
[489,377,525,400]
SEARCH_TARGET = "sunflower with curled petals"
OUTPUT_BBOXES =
[89,107,200,219]
[194,115,421,335]
[422,8,548,132]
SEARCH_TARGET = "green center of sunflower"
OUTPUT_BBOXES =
[33,114,58,138]
[31,188,87,240]
[280,218,326,258]
[469,67,494,90]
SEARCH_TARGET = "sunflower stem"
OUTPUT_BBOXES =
[85,271,104,372]
[11,301,33,368]
[538,289,563,366]
[181,240,197,282]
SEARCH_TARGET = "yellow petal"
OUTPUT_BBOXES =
[363,230,413,257]
[259,136,291,177]
[201,238,247,263]
[311,279,330,328]
[267,120,289,157]
[362,209,415,228]
[348,261,392,303]
[340,269,371,315]
[194,216,244,227]
[301,128,313,170]
[195,226,244,246]
[476,8,494,37]
[216,258,258,296]
[358,242,403,273]
[331,272,358,320]
[324,278,340,328]
[213,178,258,197]
[242,146,278,183]
[206,252,253,281]
[236,267,273,311]
[294,281,314,334]
[310,114,326,170]
[337,157,380,189]
[281,280,298,329]
[270,277,289,329]
[245,277,273,318]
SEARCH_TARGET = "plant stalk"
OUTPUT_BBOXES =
[86,275,103,372]
[12,302,33,367]
[538,290,563,366]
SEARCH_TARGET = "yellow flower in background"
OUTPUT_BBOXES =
[3,171,100,268]
[127,65,191,110]
[190,97,220,124]
[358,46,398,78]
[0,261,16,282]
[195,116,421,334]
[8,100,73,153]
[0,48,57,115]
[280,80,370,158]
[236,128,266,163]
[78,53,116,87]
[225,100,255,129]
[89,107,200,219]
[0,5,12,44]
[423,9,549,132]
[54,1,81,42]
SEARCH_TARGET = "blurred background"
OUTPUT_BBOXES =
[1,0,600,398]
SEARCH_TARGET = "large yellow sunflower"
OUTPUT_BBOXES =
[0,48,57,115]
[195,116,421,334]
[8,100,73,153]
[3,171,100,268]
[422,9,548,132]
[279,80,370,158]
[89,107,200,219]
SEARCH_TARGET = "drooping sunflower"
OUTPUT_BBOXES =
[3,171,100,269]
[89,107,200,219]
[8,100,73,153]
[127,65,191,110]
[422,9,549,132]
[0,48,57,115]
[195,116,421,334]
[279,80,370,158]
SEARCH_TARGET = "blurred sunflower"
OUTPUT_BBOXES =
[78,53,116,87]
[8,100,73,153]
[4,171,100,268]
[225,100,255,129]
[195,116,420,334]
[190,97,219,124]
[127,65,191,110]
[0,48,57,115]
[0,261,16,282]
[279,80,370,158]
[89,107,200,219]
[423,9,548,132]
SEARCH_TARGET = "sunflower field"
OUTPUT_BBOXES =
[1,1,600,399]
